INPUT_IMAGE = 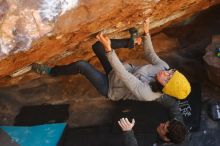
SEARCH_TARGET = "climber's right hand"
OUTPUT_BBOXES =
[96,33,112,53]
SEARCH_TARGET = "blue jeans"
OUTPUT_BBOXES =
[50,39,130,97]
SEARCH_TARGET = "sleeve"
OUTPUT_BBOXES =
[106,50,162,101]
[123,130,138,146]
[156,94,184,123]
[142,33,169,68]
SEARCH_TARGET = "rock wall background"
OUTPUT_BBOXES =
[0,4,220,126]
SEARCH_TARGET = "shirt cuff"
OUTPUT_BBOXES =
[105,49,114,55]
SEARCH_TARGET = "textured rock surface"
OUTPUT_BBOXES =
[0,0,220,82]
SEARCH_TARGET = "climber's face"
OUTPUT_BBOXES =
[156,69,175,86]
[157,121,170,142]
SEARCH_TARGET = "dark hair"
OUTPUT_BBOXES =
[166,119,188,144]
[149,81,163,92]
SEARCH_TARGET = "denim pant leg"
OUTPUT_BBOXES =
[49,39,130,97]
[50,60,109,96]
[92,38,130,75]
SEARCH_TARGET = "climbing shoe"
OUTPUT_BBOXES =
[128,27,139,49]
[32,63,51,74]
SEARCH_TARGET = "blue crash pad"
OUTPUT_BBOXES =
[0,123,66,146]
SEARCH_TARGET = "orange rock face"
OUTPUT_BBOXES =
[0,0,220,85]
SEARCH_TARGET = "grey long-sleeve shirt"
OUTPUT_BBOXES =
[106,33,169,101]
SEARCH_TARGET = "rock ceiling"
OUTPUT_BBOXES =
[0,0,220,86]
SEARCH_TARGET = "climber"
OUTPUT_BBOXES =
[32,17,191,115]
[32,19,191,102]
